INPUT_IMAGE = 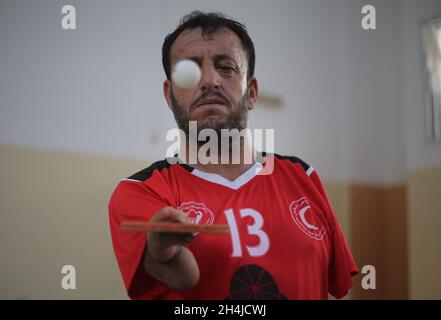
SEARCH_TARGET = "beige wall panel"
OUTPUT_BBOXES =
[323,182,351,243]
[0,145,147,299]
[384,186,408,299]
[408,167,441,299]
[350,185,387,299]
[349,184,407,299]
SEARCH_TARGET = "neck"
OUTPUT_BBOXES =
[178,134,257,182]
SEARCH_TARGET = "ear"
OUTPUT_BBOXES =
[163,79,173,111]
[247,76,259,111]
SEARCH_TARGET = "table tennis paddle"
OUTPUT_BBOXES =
[120,220,230,234]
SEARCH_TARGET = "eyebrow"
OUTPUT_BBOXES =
[187,54,236,66]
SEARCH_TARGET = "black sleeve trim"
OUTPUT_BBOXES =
[273,153,310,172]
[126,160,172,182]
[125,156,193,182]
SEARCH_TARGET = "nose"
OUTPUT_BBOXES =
[199,63,221,92]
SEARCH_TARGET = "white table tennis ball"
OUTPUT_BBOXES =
[172,59,201,89]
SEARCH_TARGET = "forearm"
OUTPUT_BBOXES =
[142,245,200,291]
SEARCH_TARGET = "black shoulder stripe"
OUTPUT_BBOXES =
[125,156,193,182]
[273,153,310,172]
[126,159,172,182]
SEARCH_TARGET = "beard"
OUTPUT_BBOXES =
[171,88,249,138]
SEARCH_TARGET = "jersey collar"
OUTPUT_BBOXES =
[189,161,263,190]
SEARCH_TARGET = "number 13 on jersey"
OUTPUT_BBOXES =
[224,208,270,257]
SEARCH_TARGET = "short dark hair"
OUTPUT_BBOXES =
[162,11,255,80]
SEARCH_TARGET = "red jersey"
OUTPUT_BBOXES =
[108,153,358,300]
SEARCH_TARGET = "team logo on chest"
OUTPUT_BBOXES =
[289,197,325,240]
[177,201,214,226]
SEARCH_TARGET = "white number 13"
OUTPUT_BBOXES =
[224,208,270,257]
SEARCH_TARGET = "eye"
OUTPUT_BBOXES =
[217,65,236,76]
[219,65,234,71]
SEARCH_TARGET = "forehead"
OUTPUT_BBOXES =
[170,27,247,63]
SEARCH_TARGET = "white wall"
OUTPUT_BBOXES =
[1,0,426,184]
[334,0,406,185]
[0,0,170,160]
[0,0,441,178]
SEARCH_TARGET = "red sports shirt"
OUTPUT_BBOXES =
[109,153,358,299]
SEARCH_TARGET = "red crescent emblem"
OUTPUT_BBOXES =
[289,197,325,240]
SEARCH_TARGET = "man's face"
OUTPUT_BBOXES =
[164,27,258,135]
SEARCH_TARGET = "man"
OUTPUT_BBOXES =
[109,11,358,300]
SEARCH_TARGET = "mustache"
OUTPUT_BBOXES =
[190,91,230,111]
